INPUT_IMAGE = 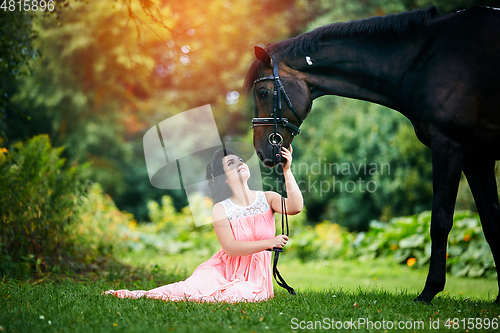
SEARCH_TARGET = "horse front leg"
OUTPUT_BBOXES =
[415,134,464,304]
[463,159,500,305]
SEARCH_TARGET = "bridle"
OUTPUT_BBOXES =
[251,54,304,155]
[251,54,304,295]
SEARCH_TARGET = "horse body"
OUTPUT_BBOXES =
[400,7,500,152]
[246,6,500,303]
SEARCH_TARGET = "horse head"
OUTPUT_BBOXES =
[246,46,312,168]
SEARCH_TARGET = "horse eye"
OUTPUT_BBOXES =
[258,90,268,99]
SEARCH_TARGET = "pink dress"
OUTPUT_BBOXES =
[104,191,275,302]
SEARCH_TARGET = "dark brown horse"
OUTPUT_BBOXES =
[244,6,500,304]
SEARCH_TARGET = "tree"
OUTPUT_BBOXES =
[4,0,322,220]
[0,0,79,132]
[0,10,37,126]
[289,97,432,231]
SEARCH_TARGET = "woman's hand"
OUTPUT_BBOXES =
[268,235,289,249]
[281,145,293,172]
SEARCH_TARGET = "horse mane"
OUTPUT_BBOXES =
[270,6,441,56]
[244,6,441,94]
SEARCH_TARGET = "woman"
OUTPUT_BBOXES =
[104,145,303,302]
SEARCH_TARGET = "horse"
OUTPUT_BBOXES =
[244,5,500,304]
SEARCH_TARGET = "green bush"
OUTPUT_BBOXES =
[69,183,137,262]
[293,97,433,231]
[286,210,496,279]
[355,211,496,278]
[118,194,221,258]
[0,135,88,278]
[288,218,356,261]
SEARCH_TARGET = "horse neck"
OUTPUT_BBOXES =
[291,33,425,112]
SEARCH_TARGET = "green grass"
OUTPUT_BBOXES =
[1,257,499,332]
[278,258,499,300]
[1,279,499,333]
[117,249,498,300]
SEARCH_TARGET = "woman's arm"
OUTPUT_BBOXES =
[266,145,304,215]
[212,203,288,257]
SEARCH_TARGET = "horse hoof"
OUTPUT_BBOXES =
[414,296,433,305]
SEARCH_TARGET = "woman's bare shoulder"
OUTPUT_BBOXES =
[212,202,227,221]
[264,191,280,204]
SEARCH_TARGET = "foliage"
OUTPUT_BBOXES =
[290,221,356,262]
[0,135,138,279]
[3,0,500,281]
[67,182,183,283]
[101,181,496,280]
[110,189,496,280]
[69,183,137,262]
[3,0,322,221]
[292,97,433,231]
[289,210,496,279]
[0,0,74,129]
[356,211,497,279]
[5,0,497,227]
[0,134,87,278]
[120,194,220,259]
[284,205,356,262]
[0,9,38,124]
[1,133,493,283]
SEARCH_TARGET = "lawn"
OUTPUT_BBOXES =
[116,249,499,300]
[278,258,499,301]
[1,257,499,332]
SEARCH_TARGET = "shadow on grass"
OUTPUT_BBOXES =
[1,255,188,291]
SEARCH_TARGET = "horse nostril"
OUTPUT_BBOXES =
[256,150,275,168]
[263,158,275,168]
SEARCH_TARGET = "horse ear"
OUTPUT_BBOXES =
[254,46,271,65]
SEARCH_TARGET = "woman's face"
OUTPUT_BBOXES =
[222,154,250,185]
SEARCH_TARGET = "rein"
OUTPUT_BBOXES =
[265,153,296,295]
[253,54,303,295]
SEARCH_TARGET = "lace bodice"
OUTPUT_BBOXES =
[220,191,271,221]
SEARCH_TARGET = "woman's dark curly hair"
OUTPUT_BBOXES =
[206,148,248,204]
